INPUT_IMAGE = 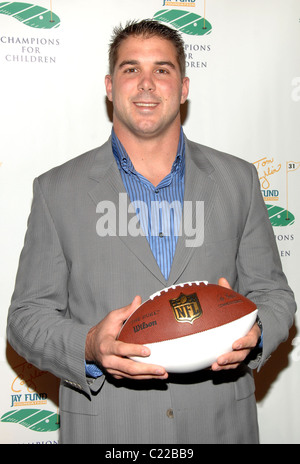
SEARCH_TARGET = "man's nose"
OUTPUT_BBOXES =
[137,72,156,92]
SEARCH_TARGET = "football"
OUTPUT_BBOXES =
[118,281,258,373]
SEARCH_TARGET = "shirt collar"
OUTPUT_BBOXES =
[111,127,185,179]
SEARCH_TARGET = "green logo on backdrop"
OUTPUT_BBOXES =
[153,9,212,36]
[0,2,60,29]
[266,204,295,227]
[1,409,60,432]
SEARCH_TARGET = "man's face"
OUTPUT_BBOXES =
[105,35,189,140]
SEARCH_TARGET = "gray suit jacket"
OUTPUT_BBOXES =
[7,136,296,444]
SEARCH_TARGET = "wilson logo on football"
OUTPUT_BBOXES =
[169,293,203,324]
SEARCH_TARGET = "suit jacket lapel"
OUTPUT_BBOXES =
[167,137,218,285]
[88,139,167,286]
[87,136,218,288]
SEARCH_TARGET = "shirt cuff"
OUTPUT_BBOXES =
[258,330,263,349]
[85,361,103,378]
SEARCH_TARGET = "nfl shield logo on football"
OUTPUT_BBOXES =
[169,293,203,324]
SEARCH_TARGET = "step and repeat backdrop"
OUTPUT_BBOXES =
[0,0,299,444]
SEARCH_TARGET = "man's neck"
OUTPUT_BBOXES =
[113,124,182,186]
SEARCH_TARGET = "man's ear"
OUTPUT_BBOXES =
[105,74,113,102]
[180,76,190,105]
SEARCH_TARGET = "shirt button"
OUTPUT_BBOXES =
[159,232,164,238]
[166,408,174,419]
[155,189,160,194]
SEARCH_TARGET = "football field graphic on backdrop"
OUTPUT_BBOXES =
[266,205,295,227]
[0,2,60,28]
[153,9,212,36]
[1,409,60,432]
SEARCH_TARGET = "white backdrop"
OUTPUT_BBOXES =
[0,0,299,444]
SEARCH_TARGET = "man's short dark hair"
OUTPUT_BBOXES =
[108,19,186,78]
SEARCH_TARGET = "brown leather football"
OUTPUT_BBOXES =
[118,281,257,373]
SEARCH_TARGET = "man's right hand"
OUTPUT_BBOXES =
[85,295,168,380]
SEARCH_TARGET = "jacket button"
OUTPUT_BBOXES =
[166,408,174,419]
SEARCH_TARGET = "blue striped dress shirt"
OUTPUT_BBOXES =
[111,127,185,280]
[85,128,185,378]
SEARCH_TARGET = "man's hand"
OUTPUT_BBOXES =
[211,278,262,372]
[85,296,168,380]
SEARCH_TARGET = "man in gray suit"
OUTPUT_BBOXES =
[7,20,296,444]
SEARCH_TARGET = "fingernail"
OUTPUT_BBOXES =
[234,344,242,350]
[220,359,228,365]
[213,365,221,371]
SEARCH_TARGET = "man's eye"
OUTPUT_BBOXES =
[125,68,137,73]
[156,69,168,74]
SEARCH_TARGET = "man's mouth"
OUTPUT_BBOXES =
[134,102,159,108]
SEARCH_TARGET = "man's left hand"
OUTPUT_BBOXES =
[211,278,262,372]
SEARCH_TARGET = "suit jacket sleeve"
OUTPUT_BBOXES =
[7,178,95,396]
[236,164,296,370]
